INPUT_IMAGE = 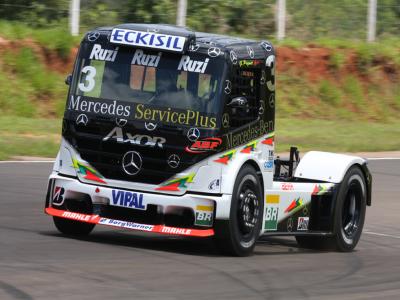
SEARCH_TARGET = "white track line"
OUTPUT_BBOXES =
[0,161,55,163]
[367,158,400,160]
[364,231,400,239]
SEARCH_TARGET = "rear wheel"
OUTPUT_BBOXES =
[295,166,367,251]
[214,165,263,256]
[53,217,95,236]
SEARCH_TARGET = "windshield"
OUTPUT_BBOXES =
[71,42,226,117]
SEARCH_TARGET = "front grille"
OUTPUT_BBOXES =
[64,118,201,185]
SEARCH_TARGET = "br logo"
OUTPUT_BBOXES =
[265,195,279,230]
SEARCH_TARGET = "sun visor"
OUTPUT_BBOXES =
[109,25,195,53]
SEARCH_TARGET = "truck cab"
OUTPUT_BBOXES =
[45,24,371,256]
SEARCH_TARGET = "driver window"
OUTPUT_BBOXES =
[227,68,260,128]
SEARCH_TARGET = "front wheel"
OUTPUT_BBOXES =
[53,216,96,236]
[214,165,263,256]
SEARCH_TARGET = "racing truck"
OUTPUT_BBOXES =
[44,24,372,256]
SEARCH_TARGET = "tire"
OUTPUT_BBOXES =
[214,165,264,256]
[53,216,95,236]
[295,166,367,251]
[329,166,367,251]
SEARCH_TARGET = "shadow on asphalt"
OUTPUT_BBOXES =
[39,230,327,257]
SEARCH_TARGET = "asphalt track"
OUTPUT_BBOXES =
[1,160,400,300]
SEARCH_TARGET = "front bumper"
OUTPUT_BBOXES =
[45,172,232,237]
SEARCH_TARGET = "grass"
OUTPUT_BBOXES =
[0,116,399,160]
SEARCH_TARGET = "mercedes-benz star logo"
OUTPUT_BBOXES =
[145,122,157,131]
[187,128,200,142]
[76,114,88,126]
[260,41,272,52]
[269,94,275,108]
[260,70,266,85]
[189,43,200,52]
[208,47,221,57]
[259,101,265,115]
[224,80,232,94]
[287,218,293,232]
[167,154,180,169]
[116,118,127,127]
[122,151,142,175]
[87,31,100,42]
[222,113,230,128]
[230,50,238,65]
[247,46,255,58]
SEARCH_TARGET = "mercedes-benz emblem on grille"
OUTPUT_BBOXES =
[76,114,88,126]
[222,113,230,128]
[122,151,142,175]
[116,118,127,127]
[87,31,100,42]
[187,128,200,142]
[230,50,238,65]
[145,122,157,131]
[208,47,221,57]
[247,46,255,58]
[167,154,180,169]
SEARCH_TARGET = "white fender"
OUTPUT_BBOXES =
[294,151,366,183]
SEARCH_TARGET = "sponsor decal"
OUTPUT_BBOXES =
[195,211,213,226]
[224,80,232,94]
[261,133,275,146]
[222,113,230,128]
[131,49,161,67]
[225,120,274,149]
[247,46,255,58]
[281,183,294,191]
[265,195,279,231]
[284,197,304,214]
[208,179,220,191]
[260,41,273,52]
[303,206,309,216]
[76,113,88,126]
[208,47,221,57]
[185,137,222,154]
[177,56,209,73]
[297,217,309,231]
[122,151,142,175]
[72,158,107,184]
[187,127,200,142]
[214,149,236,165]
[160,226,192,235]
[111,189,145,210]
[62,211,96,222]
[52,186,65,206]
[260,69,266,84]
[239,60,263,68]
[188,43,200,52]
[87,31,100,42]
[241,140,258,153]
[99,218,153,231]
[259,101,265,115]
[167,154,180,169]
[264,160,273,171]
[103,127,166,148]
[156,173,195,191]
[312,184,329,195]
[287,217,294,232]
[68,96,131,118]
[115,118,127,127]
[110,28,186,52]
[269,93,275,108]
[134,104,216,129]
[90,44,118,62]
[230,50,238,65]
[145,122,157,131]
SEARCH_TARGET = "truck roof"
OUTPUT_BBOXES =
[91,23,273,56]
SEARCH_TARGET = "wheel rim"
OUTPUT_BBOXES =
[341,180,363,239]
[237,179,260,238]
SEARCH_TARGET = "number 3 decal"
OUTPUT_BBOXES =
[78,66,96,92]
[265,55,275,92]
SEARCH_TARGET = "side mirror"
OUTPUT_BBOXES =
[65,74,72,86]
[227,96,248,108]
